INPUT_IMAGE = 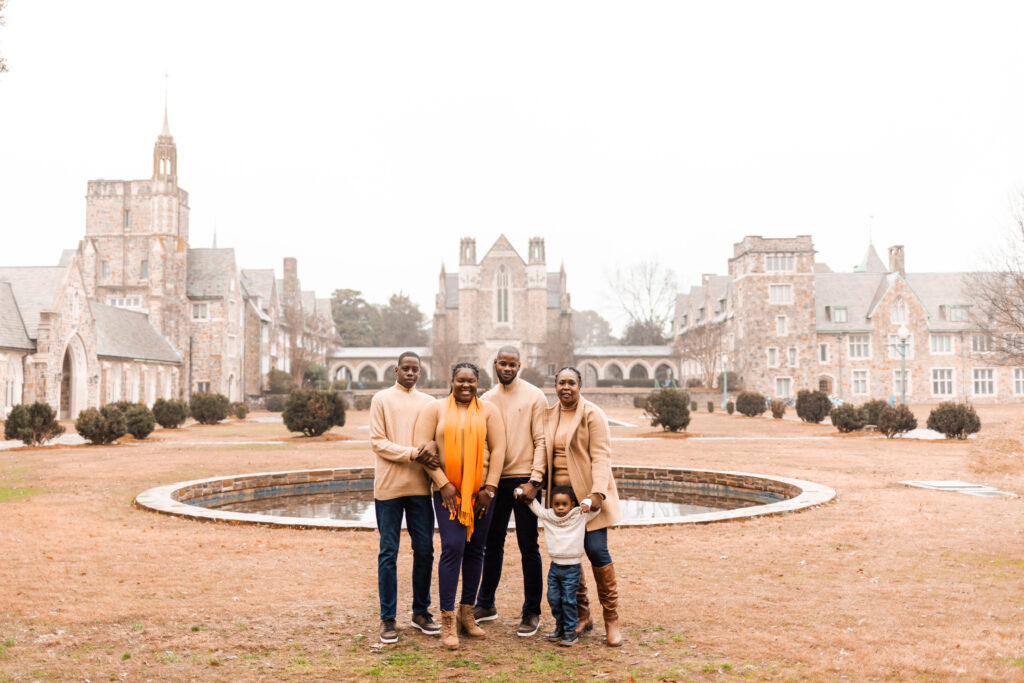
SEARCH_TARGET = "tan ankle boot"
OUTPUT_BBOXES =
[592,563,622,647]
[457,604,486,638]
[575,570,593,635]
[440,610,459,650]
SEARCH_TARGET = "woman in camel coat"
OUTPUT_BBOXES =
[542,366,622,646]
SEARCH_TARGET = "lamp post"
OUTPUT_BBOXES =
[721,353,728,410]
[897,324,909,405]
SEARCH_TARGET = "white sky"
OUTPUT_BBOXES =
[2,1,1023,334]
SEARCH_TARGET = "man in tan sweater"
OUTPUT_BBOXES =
[473,346,548,637]
[370,351,439,644]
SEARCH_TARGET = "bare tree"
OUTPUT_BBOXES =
[676,321,723,387]
[968,196,1024,365]
[608,261,677,344]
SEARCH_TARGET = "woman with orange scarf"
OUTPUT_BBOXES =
[413,362,506,650]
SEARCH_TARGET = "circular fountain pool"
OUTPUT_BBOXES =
[134,466,834,529]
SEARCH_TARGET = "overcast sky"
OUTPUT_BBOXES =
[2,1,1023,334]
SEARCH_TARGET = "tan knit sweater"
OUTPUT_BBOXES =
[412,398,507,491]
[369,383,436,500]
[482,377,548,480]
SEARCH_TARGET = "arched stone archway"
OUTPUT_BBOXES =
[581,363,599,388]
[4,353,24,416]
[59,334,89,420]
[358,365,378,384]
[605,363,623,381]
[655,363,674,383]
[382,365,397,383]
[629,363,649,380]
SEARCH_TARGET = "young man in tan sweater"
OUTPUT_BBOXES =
[370,351,439,644]
[473,346,549,636]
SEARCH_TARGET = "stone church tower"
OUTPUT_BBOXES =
[433,235,572,380]
[78,105,191,393]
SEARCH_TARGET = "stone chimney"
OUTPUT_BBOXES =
[528,237,546,265]
[888,245,905,276]
[459,238,477,266]
[283,257,301,318]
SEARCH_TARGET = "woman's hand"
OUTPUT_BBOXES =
[440,483,459,513]
[473,487,495,518]
[588,492,604,512]
[414,440,440,469]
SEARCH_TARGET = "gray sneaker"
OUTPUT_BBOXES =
[517,612,540,637]
[473,605,498,623]
[379,619,398,644]
[410,612,440,635]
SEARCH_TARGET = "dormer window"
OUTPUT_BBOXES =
[830,306,848,323]
[947,305,970,322]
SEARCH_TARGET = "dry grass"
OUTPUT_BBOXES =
[1,404,1024,681]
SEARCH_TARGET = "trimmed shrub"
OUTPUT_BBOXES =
[520,367,546,388]
[735,391,766,417]
[632,393,649,409]
[124,404,155,440]
[643,388,691,433]
[877,405,918,439]
[152,398,188,428]
[859,399,889,426]
[265,395,287,412]
[190,392,230,425]
[926,402,981,440]
[706,401,715,413]
[353,395,372,411]
[690,400,698,411]
[75,405,127,445]
[795,390,831,424]
[304,364,328,386]
[770,399,786,419]
[685,378,704,388]
[714,371,740,391]
[283,389,347,437]
[267,369,294,394]
[726,400,735,415]
[830,404,866,433]
[233,403,249,419]
[4,402,64,446]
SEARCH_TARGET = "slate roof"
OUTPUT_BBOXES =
[546,273,563,309]
[92,303,182,363]
[813,271,885,331]
[0,282,33,351]
[0,266,66,339]
[858,244,887,273]
[575,345,674,357]
[240,269,276,308]
[445,273,459,308]
[58,249,77,267]
[904,272,975,330]
[187,248,236,298]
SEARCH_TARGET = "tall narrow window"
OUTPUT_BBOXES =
[892,297,907,323]
[496,267,509,323]
[123,209,131,230]
[100,260,109,279]
[140,260,148,279]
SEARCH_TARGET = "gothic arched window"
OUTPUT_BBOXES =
[892,297,907,324]
[496,267,509,323]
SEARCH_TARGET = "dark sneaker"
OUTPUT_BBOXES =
[379,619,398,644]
[517,612,540,637]
[545,625,565,642]
[473,605,498,623]
[410,612,440,635]
[558,633,578,647]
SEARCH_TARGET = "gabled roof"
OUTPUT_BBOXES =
[0,266,66,339]
[0,282,33,351]
[91,303,182,363]
[814,272,884,331]
[905,272,975,330]
[480,234,525,265]
[58,249,77,267]
[187,248,236,298]
[240,268,276,308]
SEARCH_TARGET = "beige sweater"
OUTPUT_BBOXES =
[529,500,599,565]
[369,383,436,500]
[482,377,547,480]
[412,398,507,492]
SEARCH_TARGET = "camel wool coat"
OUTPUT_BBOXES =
[543,397,621,531]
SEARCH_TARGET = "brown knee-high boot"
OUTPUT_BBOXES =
[592,563,622,647]
[575,569,593,635]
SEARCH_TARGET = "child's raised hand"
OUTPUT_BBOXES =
[580,497,593,513]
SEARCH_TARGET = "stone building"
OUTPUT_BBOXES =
[674,235,1024,404]
[431,235,573,379]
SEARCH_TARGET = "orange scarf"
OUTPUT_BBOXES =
[443,394,486,540]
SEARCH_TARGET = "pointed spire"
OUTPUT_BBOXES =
[212,227,217,249]
[161,73,171,138]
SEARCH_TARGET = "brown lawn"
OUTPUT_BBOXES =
[1,403,1023,681]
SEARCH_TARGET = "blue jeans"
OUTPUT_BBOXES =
[584,527,613,567]
[433,491,497,612]
[547,563,581,634]
[476,477,544,615]
[375,495,435,621]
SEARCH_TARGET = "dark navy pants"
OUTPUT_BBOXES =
[374,495,435,620]
[433,491,496,612]
[476,476,544,615]
[547,563,581,634]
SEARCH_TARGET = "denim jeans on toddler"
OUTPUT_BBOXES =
[546,563,581,636]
